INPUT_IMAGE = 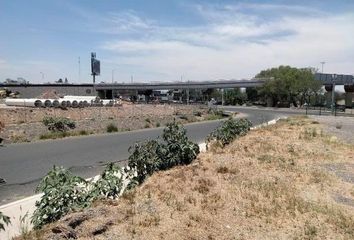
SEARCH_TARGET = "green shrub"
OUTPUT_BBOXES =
[127,122,199,185]
[32,122,200,229]
[160,121,200,169]
[194,111,202,117]
[156,122,161,127]
[106,123,118,133]
[31,166,91,229]
[79,130,88,135]
[128,140,163,185]
[206,108,225,120]
[32,163,126,229]
[39,131,69,140]
[90,163,124,200]
[179,114,189,120]
[42,116,76,132]
[206,118,252,148]
[0,211,10,231]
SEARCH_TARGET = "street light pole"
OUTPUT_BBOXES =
[40,72,44,81]
[320,61,325,73]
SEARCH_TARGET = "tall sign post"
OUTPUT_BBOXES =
[91,52,100,84]
[91,52,100,95]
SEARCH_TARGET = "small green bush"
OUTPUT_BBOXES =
[160,121,200,169]
[32,162,125,229]
[156,122,161,127]
[106,123,118,133]
[179,115,189,120]
[39,131,69,140]
[194,111,202,117]
[0,211,11,231]
[31,122,200,229]
[90,163,124,200]
[42,116,76,132]
[31,166,90,229]
[127,122,200,185]
[79,130,88,135]
[128,140,163,185]
[206,118,252,148]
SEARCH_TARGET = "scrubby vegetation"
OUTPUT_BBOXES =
[30,121,200,230]
[206,118,252,148]
[0,211,10,231]
[106,123,118,133]
[42,116,76,132]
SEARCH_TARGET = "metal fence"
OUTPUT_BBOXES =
[303,105,354,117]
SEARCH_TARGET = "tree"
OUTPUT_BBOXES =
[224,88,247,105]
[256,66,322,107]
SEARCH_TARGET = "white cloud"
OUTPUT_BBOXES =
[100,3,354,81]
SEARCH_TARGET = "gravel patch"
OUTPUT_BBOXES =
[310,115,354,144]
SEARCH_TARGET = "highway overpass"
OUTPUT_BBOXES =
[0,79,268,98]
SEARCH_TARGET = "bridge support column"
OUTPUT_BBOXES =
[344,85,354,108]
[221,89,224,106]
[325,85,333,108]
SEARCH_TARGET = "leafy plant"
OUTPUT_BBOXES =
[31,122,200,229]
[106,123,118,133]
[0,211,11,231]
[127,122,199,185]
[128,140,163,185]
[90,163,124,200]
[206,118,252,148]
[42,116,76,132]
[160,121,200,169]
[31,166,90,229]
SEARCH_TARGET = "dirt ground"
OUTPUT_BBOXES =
[17,116,354,240]
[310,115,354,144]
[0,104,211,144]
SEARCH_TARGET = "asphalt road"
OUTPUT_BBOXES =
[0,107,295,204]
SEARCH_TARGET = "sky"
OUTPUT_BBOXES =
[0,0,354,84]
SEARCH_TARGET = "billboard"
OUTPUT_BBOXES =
[91,52,100,76]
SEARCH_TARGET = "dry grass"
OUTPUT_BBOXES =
[17,116,354,240]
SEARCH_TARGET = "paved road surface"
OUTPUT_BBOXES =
[0,107,295,204]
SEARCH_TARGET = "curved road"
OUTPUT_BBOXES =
[0,107,297,204]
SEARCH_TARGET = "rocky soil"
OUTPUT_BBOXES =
[0,104,210,144]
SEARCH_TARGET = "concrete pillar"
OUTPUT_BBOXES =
[325,85,333,108]
[344,85,354,108]
[221,89,225,106]
[186,89,190,105]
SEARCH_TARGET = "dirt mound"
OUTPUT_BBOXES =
[37,90,60,99]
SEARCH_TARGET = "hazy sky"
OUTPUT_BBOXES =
[1,0,354,83]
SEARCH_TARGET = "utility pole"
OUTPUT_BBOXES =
[40,72,44,81]
[112,69,114,83]
[320,61,325,73]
